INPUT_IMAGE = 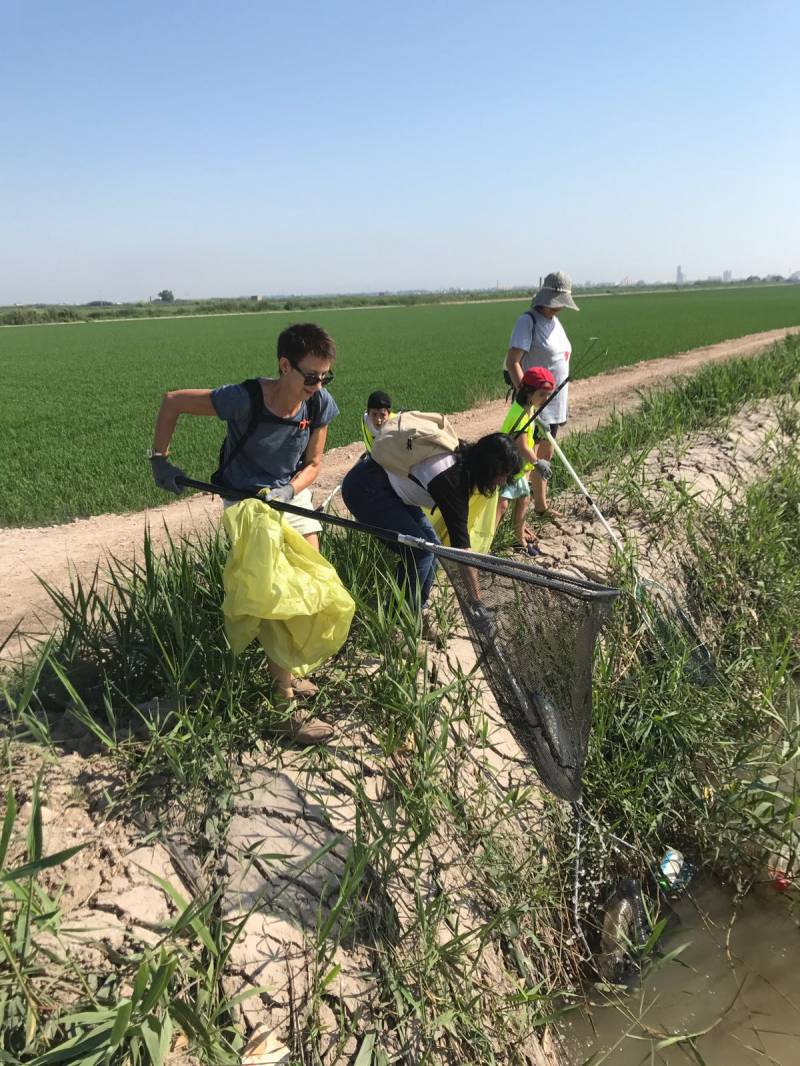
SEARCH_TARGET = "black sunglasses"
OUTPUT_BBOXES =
[290,365,335,387]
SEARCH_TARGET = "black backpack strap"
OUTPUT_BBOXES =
[211,378,264,488]
[242,378,265,423]
[504,311,537,403]
[307,389,323,429]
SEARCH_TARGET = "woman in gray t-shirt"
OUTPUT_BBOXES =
[504,272,578,516]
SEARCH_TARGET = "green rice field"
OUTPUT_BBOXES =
[3,284,800,526]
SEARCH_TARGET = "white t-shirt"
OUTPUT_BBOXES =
[387,453,457,508]
[507,309,571,424]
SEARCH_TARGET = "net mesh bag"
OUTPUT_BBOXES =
[440,552,619,801]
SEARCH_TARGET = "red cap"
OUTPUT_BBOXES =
[521,367,556,391]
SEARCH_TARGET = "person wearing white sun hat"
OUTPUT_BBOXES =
[503,271,579,516]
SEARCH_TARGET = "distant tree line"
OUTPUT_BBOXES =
[0,306,85,325]
[2,277,797,326]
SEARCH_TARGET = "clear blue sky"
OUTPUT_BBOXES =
[2,0,798,303]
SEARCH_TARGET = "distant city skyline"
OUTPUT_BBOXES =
[6,260,798,309]
[2,1,799,305]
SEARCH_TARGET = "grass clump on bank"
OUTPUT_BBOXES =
[2,339,799,1062]
[548,331,800,497]
[569,400,800,937]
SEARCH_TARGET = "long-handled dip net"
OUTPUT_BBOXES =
[440,554,618,801]
[178,477,619,801]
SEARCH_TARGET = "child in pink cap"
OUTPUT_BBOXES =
[496,367,555,551]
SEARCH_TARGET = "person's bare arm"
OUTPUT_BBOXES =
[290,425,329,494]
[505,347,527,389]
[425,468,485,600]
[462,564,481,600]
[152,389,216,453]
[514,433,537,468]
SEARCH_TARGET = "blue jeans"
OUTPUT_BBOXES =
[341,457,440,607]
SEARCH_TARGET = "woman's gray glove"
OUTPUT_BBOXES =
[150,455,186,494]
[259,483,295,504]
[533,459,552,481]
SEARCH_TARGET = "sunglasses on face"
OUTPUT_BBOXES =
[290,364,335,387]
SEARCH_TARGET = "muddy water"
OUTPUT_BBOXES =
[563,879,800,1064]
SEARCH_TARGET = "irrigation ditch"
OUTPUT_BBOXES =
[1,338,799,1064]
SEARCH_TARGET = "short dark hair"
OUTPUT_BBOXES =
[277,323,337,366]
[514,383,535,408]
[367,390,392,411]
[460,433,522,496]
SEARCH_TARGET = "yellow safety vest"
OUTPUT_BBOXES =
[501,402,535,478]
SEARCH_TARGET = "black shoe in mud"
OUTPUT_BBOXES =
[510,540,543,557]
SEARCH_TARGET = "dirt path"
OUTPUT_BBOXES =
[2,326,797,647]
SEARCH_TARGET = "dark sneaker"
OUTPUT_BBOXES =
[510,540,543,557]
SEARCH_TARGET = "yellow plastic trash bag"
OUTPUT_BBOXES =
[222,499,355,676]
[426,489,499,554]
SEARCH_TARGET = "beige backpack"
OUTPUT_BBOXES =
[371,410,460,477]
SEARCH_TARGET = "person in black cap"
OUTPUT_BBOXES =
[361,389,393,453]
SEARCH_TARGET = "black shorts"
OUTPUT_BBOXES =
[534,421,564,443]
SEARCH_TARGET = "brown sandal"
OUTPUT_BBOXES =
[290,677,319,699]
[268,709,334,745]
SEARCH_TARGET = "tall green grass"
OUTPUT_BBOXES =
[560,379,800,944]
[547,332,800,495]
[3,285,799,524]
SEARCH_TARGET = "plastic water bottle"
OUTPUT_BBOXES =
[658,848,685,891]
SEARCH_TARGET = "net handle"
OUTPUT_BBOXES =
[534,419,626,554]
[174,476,619,603]
[533,421,711,657]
